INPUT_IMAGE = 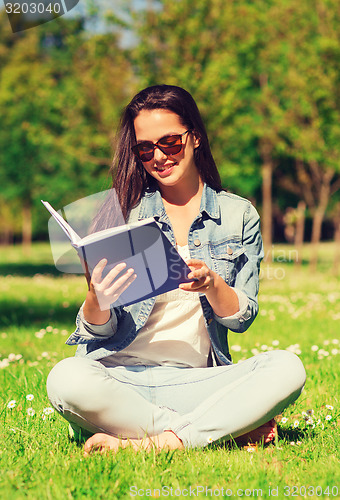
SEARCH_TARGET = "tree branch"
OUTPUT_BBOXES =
[296,160,315,209]
[330,176,340,196]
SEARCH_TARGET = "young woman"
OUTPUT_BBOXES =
[47,85,306,453]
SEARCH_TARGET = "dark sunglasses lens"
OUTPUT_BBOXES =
[158,135,182,155]
[132,133,185,161]
[133,143,154,161]
[159,135,181,146]
[139,151,154,161]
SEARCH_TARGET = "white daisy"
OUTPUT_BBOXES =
[7,400,16,409]
[0,359,10,369]
[42,407,54,415]
[230,345,241,352]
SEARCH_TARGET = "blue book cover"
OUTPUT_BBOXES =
[42,200,193,309]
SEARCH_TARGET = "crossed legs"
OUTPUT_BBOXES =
[46,350,306,452]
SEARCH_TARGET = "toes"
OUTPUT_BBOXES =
[84,433,111,455]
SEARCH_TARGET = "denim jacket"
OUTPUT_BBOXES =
[66,183,264,366]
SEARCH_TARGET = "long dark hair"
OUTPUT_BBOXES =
[94,85,223,229]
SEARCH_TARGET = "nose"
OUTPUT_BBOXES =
[153,145,168,163]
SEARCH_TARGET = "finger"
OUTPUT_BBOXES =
[188,268,210,280]
[185,258,206,267]
[102,267,135,292]
[99,262,128,288]
[179,281,203,292]
[179,275,212,292]
[91,259,108,283]
[104,271,137,297]
[200,274,213,289]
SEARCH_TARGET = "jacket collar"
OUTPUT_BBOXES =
[138,183,220,221]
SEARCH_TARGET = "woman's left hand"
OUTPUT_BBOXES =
[179,258,215,294]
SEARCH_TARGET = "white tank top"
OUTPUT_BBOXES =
[101,245,211,368]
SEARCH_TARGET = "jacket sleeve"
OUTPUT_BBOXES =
[213,203,264,333]
[65,303,118,346]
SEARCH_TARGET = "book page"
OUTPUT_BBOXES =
[78,217,156,246]
[41,200,80,243]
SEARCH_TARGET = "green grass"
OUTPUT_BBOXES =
[0,243,339,499]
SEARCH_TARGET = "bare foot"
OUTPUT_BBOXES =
[233,419,277,446]
[84,430,184,456]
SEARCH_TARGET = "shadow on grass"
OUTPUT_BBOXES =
[0,263,82,326]
[209,425,313,451]
[0,300,79,327]
[0,263,61,277]
[277,425,313,442]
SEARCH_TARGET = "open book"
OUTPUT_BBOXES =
[41,200,193,309]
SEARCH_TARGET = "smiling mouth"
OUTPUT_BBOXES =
[155,163,177,172]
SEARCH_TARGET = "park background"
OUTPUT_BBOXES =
[0,1,339,498]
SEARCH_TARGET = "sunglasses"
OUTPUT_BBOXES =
[132,130,191,162]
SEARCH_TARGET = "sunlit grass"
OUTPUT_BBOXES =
[0,243,339,499]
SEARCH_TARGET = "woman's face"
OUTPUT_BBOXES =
[133,109,200,190]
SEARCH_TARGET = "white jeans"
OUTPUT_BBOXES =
[46,350,306,448]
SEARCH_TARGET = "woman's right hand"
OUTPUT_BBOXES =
[83,260,137,324]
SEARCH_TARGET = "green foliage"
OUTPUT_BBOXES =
[0,11,134,240]
[0,0,340,244]
[132,0,340,208]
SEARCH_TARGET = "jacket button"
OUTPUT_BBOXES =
[194,238,201,247]
[227,245,233,255]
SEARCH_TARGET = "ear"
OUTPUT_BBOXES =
[192,130,201,149]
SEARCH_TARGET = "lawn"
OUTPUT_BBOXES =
[0,243,339,499]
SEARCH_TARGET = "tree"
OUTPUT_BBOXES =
[0,15,57,247]
[275,0,340,268]
[0,11,134,244]
[132,0,340,260]
[131,0,291,251]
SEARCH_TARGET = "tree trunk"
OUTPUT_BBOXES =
[260,142,273,260]
[294,201,306,266]
[332,204,340,276]
[309,209,323,271]
[2,229,14,245]
[22,200,32,253]
[309,190,330,272]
